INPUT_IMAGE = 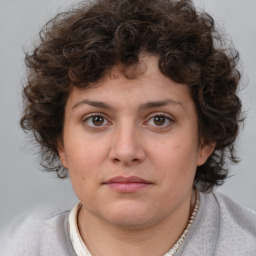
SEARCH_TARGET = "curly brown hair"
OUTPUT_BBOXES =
[20,0,243,192]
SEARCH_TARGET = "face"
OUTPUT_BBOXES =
[58,56,214,229]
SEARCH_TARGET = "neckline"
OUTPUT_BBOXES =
[68,191,200,256]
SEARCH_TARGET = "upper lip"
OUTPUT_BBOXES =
[103,176,152,184]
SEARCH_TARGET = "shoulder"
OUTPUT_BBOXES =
[205,191,256,255]
[0,208,75,256]
[212,191,256,230]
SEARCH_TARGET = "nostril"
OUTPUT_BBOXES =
[112,157,140,164]
[113,158,121,163]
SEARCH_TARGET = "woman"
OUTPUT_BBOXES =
[2,0,256,255]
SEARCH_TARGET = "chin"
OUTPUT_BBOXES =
[101,203,158,228]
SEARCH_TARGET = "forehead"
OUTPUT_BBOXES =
[66,55,194,112]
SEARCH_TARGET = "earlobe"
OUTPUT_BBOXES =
[57,138,68,168]
[197,139,216,166]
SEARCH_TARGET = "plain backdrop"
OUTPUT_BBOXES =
[0,0,256,232]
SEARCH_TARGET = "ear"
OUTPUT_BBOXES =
[57,137,68,168]
[197,138,216,166]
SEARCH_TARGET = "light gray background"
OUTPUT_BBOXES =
[0,0,256,232]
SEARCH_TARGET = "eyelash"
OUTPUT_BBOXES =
[82,112,174,131]
[82,113,111,131]
[144,113,174,130]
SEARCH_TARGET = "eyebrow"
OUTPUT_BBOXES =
[72,99,183,111]
[138,99,184,111]
[72,99,113,110]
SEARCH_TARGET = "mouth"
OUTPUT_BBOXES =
[102,176,153,193]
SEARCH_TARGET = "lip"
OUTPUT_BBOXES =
[103,176,153,193]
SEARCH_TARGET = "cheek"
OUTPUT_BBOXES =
[65,135,113,196]
[63,140,98,185]
[150,138,199,182]
[65,131,108,167]
[66,145,101,203]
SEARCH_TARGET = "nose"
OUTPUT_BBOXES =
[109,123,146,166]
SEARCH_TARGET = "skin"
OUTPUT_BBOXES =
[58,56,215,256]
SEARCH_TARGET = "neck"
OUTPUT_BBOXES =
[78,190,196,256]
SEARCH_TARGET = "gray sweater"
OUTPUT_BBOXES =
[1,191,256,256]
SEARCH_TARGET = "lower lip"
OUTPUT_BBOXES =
[104,182,151,193]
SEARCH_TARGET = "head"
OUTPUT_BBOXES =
[21,0,242,193]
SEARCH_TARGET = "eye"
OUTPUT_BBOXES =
[90,116,105,126]
[146,114,174,129]
[152,116,167,126]
[83,114,110,129]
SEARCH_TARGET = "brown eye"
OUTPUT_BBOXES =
[92,116,104,126]
[153,116,166,126]
[145,114,173,130]
[83,114,109,129]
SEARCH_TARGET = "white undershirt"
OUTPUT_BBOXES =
[68,202,93,256]
[68,201,197,256]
